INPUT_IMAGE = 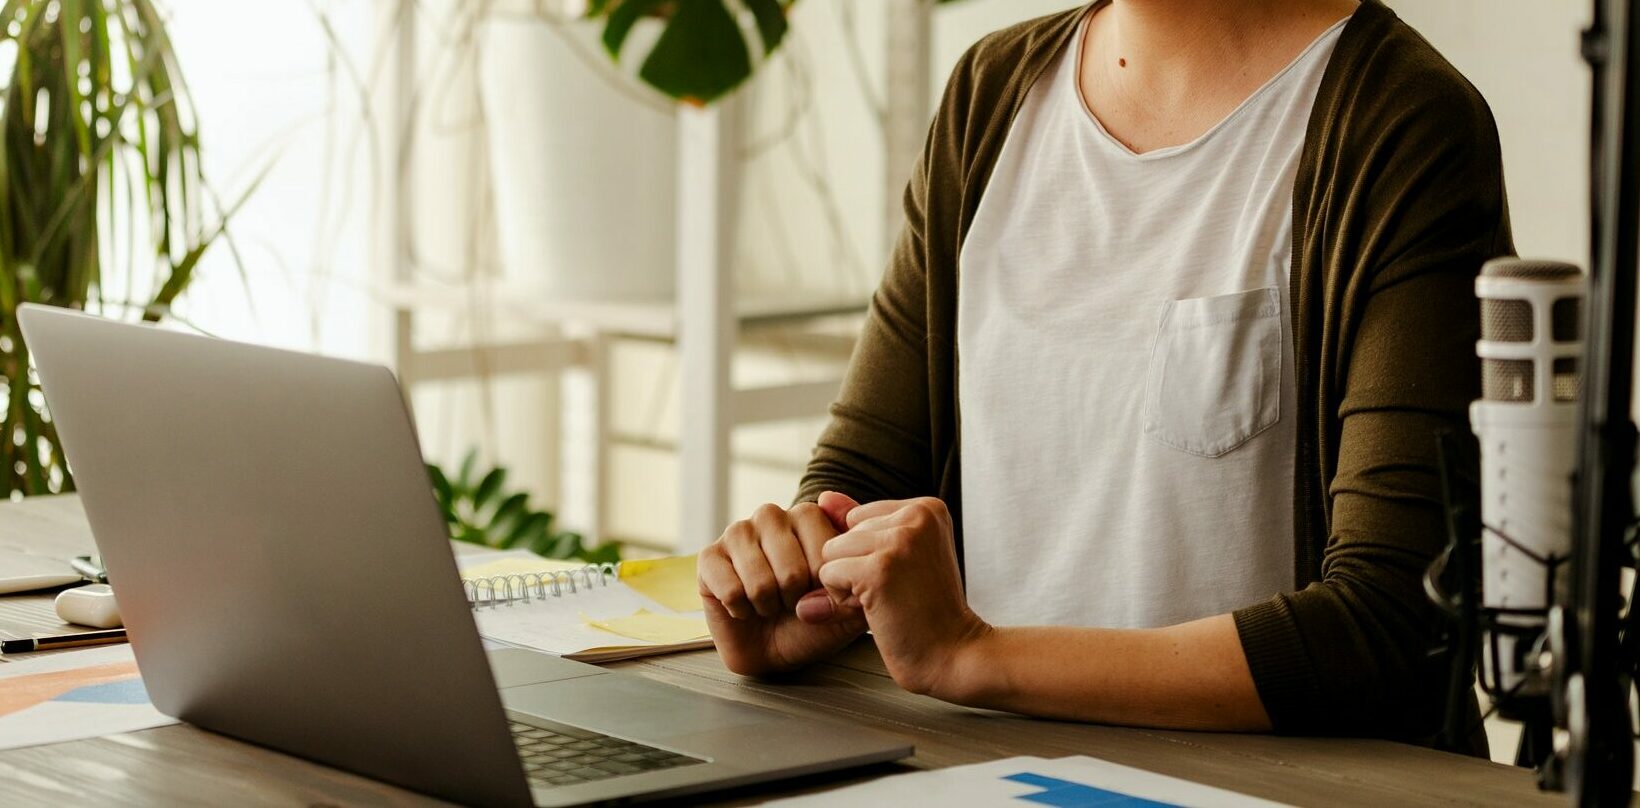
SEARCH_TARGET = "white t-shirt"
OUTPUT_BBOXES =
[957,13,1348,629]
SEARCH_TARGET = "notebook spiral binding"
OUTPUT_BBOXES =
[463,563,620,609]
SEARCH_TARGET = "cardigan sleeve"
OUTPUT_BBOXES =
[1233,56,1513,741]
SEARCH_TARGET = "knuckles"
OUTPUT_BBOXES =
[722,520,757,549]
[870,550,897,580]
[876,525,920,564]
[774,566,809,593]
[700,541,728,563]
[751,502,788,524]
[901,497,947,531]
[744,581,776,604]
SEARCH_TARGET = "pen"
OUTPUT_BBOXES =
[70,554,108,584]
[0,628,127,654]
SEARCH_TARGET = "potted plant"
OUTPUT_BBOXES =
[0,0,245,497]
[430,450,621,563]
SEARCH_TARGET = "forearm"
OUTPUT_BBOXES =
[938,614,1272,732]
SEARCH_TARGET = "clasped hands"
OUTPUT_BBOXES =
[698,492,993,701]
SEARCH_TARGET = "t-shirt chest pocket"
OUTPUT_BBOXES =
[1142,287,1283,458]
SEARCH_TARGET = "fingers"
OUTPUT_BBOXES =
[816,491,859,532]
[724,522,783,619]
[794,588,834,622]
[786,501,837,581]
[751,504,812,609]
[817,554,875,600]
[819,528,876,564]
[795,587,866,630]
[698,538,752,619]
[842,497,905,529]
[843,497,951,538]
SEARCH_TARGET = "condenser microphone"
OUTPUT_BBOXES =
[1471,258,1586,697]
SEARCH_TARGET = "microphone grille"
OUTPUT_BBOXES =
[1483,360,1534,402]
[1481,258,1583,281]
[1478,258,1585,345]
[1476,258,1585,404]
[1481,298,1534,343]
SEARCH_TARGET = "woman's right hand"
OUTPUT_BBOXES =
[698,493,868,675]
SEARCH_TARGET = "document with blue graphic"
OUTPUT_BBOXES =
[766,755,1288,807]
[0,644,176,750]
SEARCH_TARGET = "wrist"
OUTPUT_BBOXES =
[929,619,1005,705]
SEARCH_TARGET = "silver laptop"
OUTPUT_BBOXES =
[19,304,911,807]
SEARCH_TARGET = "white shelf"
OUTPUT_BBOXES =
[377,279,866,341]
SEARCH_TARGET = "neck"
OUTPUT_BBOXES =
[1078,0,1356,153]
[1100,0,1284,76]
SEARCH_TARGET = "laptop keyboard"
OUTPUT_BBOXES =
[509,720,703,788]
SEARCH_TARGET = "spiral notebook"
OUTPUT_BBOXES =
[457,551,713,663]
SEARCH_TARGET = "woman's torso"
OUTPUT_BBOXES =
[957,11,1348,629]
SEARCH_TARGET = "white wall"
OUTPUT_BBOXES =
[1391,0,1591,264]
[162,0,377,360]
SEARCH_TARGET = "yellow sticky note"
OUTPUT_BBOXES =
[618,555,702,613]
[585,609,710,645]
[462,555,589,580]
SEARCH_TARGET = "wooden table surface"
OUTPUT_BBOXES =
[0,495,1561,806]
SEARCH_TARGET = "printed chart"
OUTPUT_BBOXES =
[0,645,176,750]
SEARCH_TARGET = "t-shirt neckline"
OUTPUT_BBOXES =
[1070,9,1353,161]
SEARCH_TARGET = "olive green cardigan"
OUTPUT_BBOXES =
[796,0,1513,747]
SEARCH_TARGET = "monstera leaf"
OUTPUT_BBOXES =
[593,0,790,105]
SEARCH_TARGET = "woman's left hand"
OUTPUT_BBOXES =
[812,494,994,700]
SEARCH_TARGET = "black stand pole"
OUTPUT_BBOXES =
[1564,0,1638,801]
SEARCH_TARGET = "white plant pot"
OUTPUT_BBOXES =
[479,16,677,302]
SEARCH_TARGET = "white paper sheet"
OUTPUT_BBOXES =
[0,645,177,750]
[766,756,1290,808]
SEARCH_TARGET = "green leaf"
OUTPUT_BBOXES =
[487,491,529,532]
[454,525,489,547]
[456,449,479,493]
[601,0,666,58]
[637,0,752,104]
[577,542,622,566]
[742,0,788,55]
[472,467,506,511]
[528,533,559,558]
[504,511,552,550]
[545,531,584,560]
[427,463,452,503]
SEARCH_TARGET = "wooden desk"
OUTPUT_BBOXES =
[0,496,1559,806]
